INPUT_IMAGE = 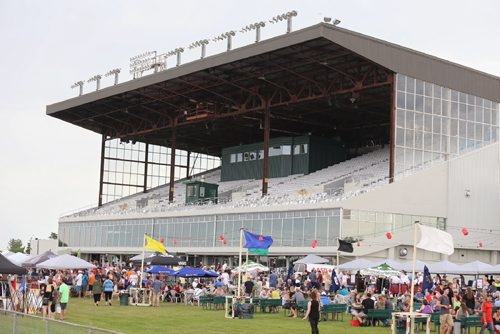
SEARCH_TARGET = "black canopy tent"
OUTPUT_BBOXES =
[0,253,25,275]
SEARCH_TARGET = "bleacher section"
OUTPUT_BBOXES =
[62,148,390,219]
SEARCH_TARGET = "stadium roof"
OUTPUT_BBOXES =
[47,23,500,156]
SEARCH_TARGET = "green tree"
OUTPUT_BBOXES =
[48,232,58,240]
[7,239,25,253]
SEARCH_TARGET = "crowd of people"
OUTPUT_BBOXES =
[2,260,499,334]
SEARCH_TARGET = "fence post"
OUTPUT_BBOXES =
[12,313,16,334]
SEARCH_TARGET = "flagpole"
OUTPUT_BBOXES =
[237,228,243,299]
[409,222,419,314]
[139,233,146,289]
[336,238,340,268]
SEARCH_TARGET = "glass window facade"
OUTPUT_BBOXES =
[395,74,499,176]
[59,208,341,249]
[342,209,446,241]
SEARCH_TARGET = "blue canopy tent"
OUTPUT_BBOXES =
[174,267,218,278]
[146,266,176,275]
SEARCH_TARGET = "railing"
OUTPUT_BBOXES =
[0,310,122,334]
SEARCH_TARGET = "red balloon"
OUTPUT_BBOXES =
[223,239,227,245]
[479,242,484,247]
[219,233,225,240]
[173,239,177,245]
[160,238,165,244]
[311,240,318,248]
[258,235,264,242]
[356,241,361,247]
[386,232,392,239]
[461,228,469,236]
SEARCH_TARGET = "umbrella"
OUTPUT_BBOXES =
[232,261,270,273]
[0,253,26,275]
[22,250,58,267]
[148,255,187,266]
[361,263,400,277]
[427,260,464,274]
[338,259,375,271]
[174,267,218,278]
[36,254,96,270]
[146,266,176,275]
[293,254,329,265]
[129,252,156,262]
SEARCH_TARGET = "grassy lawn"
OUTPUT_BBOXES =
[63,297,393,334]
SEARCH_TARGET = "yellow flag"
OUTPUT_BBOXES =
[144,235,167,254]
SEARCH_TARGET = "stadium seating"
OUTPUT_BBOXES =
[63,147,394,218]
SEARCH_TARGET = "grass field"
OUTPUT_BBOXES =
[63,297,393,334]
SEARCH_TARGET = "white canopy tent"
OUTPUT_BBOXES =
[338,259,375,271]
[293,254,329,264]
[427,260,464,274]
[232,261,269,273]
[458,260,496,275]
[129,252,156,262]
[397,260,427,272]
[5,253,30,266]
[36,254,96,270]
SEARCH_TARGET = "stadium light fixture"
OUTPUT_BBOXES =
[240,21,266,43]
[105,68,121,85]
[188,39,209,59]
[212,30,236,51]
[87,75,102,91]
[166,48,185,66]
[269,10,297,33]
[129,51,159,79]
[333,19,341,26]
[323,17,341,26]
[71,81,84,96]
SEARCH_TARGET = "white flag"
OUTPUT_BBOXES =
[416,224,454,255]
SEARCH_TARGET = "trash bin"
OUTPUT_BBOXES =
[119,293,129,306]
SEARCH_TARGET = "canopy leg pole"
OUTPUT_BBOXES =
[409,222,419,313]
[139,234,146,289]
[237,228,243,299]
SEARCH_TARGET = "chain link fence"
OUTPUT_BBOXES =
[0,310,123,334]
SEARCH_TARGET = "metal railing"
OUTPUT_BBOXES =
[0,310,122,334]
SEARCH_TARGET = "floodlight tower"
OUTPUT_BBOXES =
[87,75,102,91]
[71,81,84,96]
[166,48,185,67]
[269,10,298,33]
[212,30,236,51]
[240,21,266,42]
[188,39,210,59]
[105,68,121,85]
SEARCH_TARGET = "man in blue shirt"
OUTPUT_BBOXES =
[151,276,163,307]
[269,271,278,288]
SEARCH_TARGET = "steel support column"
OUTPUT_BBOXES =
[143,143,149,193]
[186,150,191,179]
[389,73,396,183]
[98,134,106,207]
[261,99,271,196]
[168,128,177,203]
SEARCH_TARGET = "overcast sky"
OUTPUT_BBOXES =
[0,0,499,251]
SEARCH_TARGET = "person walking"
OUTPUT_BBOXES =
[58,278,69,321]
[479,295,494,334]
[103,276,114,306]
[92,274,103,306]
[151,275,162,307]
[436,288,453,334]
[303,290,321,334]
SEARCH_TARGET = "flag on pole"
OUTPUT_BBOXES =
[144,235,167,255]
[422,265,433,293]
[416,224,454,255]
[243,230,273,255]
[337,239,354,253]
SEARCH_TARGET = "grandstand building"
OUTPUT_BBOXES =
[47,23,500,267]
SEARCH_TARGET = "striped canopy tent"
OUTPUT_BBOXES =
[232,261,269,273]
[361,263,400,277]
